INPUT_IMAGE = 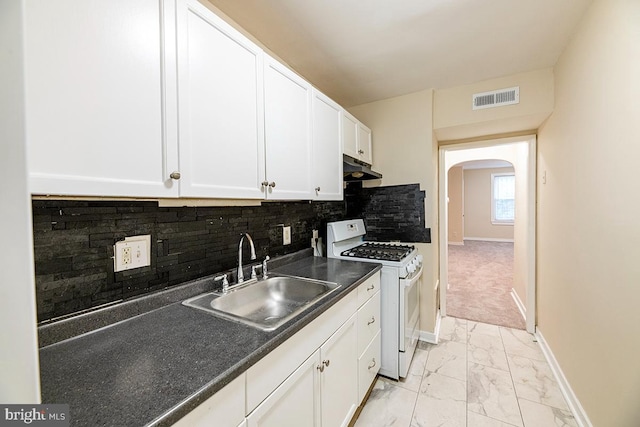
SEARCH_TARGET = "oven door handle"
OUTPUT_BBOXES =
[402,264,423,287]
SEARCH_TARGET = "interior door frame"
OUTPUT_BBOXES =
[438,135,537,333]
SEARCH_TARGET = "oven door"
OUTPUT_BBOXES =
[399,263,422,358]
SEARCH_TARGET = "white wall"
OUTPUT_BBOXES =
[447,166,463,244]
[349,89,439,333]
[434,68,554,141]
[463,167,515,241]
[537,0,640,425]
[0,0,41,402]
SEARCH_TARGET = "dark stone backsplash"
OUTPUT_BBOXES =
[32,183,429,322]
[32,200,346,322]
[345,183,431,243]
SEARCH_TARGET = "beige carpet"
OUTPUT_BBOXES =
[447,240,525,330]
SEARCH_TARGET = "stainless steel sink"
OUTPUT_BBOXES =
[182,276,340,331]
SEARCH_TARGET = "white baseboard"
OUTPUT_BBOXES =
[463,237,514,243]
[535,329,593,427]
[419,310,441,344]
[510,288,526,321]
[448,241,464,246]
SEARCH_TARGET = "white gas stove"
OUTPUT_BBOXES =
[327,219,423,380]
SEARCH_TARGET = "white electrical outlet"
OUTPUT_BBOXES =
[122,247,132,265]
[283,226,291,245]
[114,235,151,272]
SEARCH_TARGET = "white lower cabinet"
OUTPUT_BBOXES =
[247,350,320,427]
[247,315,358,427]
[319,314,358,427]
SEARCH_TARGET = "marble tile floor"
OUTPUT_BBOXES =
[354,316,577,427]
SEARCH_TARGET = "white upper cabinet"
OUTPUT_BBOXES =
[24,1,349,201]
[177,0,265,199]
[342,110,373,165]
[263,57,313,200]
[24,0,179,197]
[356,122,373,165]
[342,112,359,160]
[311,90,343,201]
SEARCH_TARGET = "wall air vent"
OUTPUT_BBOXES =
[472,86,520,110]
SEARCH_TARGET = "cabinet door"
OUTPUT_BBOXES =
[319,314,357,427]
[341,111,359,160]
[177,0,265,199]
[24,0,179,197]
[311,90,343,201]
[264,57,313,200]
[357,122,373,165]
[247,350,320,427]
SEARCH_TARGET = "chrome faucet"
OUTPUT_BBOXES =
[237,233,257,283]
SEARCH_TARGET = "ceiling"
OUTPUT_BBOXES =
[206,0,592,107]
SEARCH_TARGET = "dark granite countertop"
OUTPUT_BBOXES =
[39,256,381,427]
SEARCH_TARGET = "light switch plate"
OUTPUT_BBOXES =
[114,235,151,272]
[283,226,291,245]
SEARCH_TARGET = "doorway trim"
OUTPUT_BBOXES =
[438,135,537,333]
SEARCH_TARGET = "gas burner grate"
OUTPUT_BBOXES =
[340,242,415,262]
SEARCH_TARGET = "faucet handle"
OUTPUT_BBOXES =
[262,256,270,279]
[214,274,229,285]
[214,274,229,293]
[251,265,258,279]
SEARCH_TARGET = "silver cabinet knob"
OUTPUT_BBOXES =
[261,181,269,187]
[368,358,376,370]
[367,284,375,291]
[317,364,325,373]
[367,316,375,325]
[170,171,181,180]
[323,359,330,367]
[268,182,276,188]
[358,149,364,154]
[315,187,320,192]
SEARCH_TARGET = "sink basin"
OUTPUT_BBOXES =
[182,276,341,331]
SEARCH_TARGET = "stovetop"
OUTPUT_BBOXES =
[340,242,415,262]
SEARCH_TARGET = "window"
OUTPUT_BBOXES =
[491,173,515,224]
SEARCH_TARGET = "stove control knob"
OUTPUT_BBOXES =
[417,255,423,264]
[407,264,416,274]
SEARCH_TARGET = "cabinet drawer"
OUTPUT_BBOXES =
[357,273,380,307]
[357,330,381,404]
[357,291,380,355]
